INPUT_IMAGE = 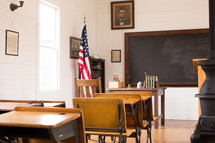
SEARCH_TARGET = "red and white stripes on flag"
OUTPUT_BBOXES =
[78,24,92,97]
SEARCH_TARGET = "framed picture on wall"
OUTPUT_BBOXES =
[111,49,121,62]
[70,36,81,59]
[111,1,134,30]
[5,30,19,56]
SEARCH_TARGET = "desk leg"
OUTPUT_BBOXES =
[154,94,159,129]
[128,104,140,143]
[161,91,165,125]
[143,100,152,143]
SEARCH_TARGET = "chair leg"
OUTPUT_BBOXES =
[113,136,116,143]
[88,135,91,140]
[101,136,105,143]
[98,135,101,143]
[123,137,127,143]
[86,135,88,143]
[0,137,12,143]
[119,135,122,143]
[146,123,152,143]
[98,136,106,143]
[138,128,141,143]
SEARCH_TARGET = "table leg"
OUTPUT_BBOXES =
[143,100,152,143]
[161,90,165,125]
[127,104,140,143]
[154,94,159,129]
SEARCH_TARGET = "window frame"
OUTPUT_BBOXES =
[38,0,60,93]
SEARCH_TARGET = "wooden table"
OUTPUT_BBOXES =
[0,108,84,143]
[0,100,65,113]
[107,88,166,129]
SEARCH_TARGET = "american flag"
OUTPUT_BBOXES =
[78,24,92,97]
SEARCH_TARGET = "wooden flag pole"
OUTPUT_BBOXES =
[84,15,86,24]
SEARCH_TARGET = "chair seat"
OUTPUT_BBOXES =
[127,121,148,129]
[142,120,149,128]
[153,116,158,121]
[85,128,135,137]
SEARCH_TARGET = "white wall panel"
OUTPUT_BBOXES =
[96,0,208,120]
[0,0,96,107]
[0,0,208,119]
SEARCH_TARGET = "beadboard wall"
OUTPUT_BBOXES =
[0,0,96,107]
[0,0,209,120]
[95,0,208,120]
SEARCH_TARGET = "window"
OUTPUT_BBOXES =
[39,1,60,91]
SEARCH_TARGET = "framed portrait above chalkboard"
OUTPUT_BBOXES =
[5,30,19,56]
[111,1,134,30]
[70,36,80,59]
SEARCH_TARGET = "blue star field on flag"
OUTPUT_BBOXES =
[80,25,89,59]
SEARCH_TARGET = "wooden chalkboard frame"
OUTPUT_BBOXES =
[125,29,209,87]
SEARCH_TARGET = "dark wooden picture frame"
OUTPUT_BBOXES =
[111,1,134,30]
[70,36,81,59]
[5,30,19,56]
[111,49,121,63]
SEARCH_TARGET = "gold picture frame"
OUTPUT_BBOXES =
[70,36,81,59]
[111,1,134,30]
[5,30,19,56]
[111,49,121,63]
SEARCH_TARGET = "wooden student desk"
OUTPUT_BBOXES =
[125,95,152,143]
[95,94,152,143]
[0,107,85,143]
[107,88,166,129]
[124,96,141,143]
[0,100,65,113]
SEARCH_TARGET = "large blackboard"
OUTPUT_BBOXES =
[125,29,210,87]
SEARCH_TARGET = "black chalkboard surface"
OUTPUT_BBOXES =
[125,29,210,87]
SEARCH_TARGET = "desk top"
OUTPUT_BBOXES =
[141,95,152,101]
[107,88,165,91]
[0,111,81,128]
[123,97,140,105]
[0,102,43,112]
[0,100,65,112]
[122,95,151,104]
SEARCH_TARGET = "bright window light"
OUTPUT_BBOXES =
[39,1,60,91]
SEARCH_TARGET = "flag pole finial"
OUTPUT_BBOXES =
[84,15,86,24]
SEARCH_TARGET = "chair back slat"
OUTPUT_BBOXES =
[73,97,127,133]
[91,86,97,95]
[79,87,85,97]
[85,86,90,97]
[75,77,102,97]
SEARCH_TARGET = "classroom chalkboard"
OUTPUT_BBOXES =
[125,29,210,87]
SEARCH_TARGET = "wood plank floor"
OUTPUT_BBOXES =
[88,120,197,143]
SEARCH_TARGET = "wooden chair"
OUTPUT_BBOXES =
[94,93,142,143]
[15,106,85,143]
[74,77,102,97]
[73,97,135,143]
[111,91,153,143]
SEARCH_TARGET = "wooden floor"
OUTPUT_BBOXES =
[88,120,197,143]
